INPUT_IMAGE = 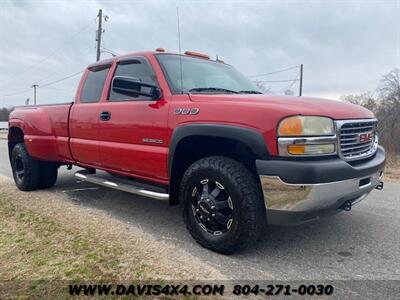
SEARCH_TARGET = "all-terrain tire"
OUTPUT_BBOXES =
[179,156,266,254]
[11,143,41,191]
[39,162,58,189]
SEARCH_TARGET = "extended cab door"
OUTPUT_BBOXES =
[69,64,111,166]
[98,57,169,182]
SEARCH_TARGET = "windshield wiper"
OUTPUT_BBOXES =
[238,90,263,94]
[188,87,239,94]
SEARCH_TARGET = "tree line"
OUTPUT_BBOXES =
[341,68,400,163]
[0,107,11,121]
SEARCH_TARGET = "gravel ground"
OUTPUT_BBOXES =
[0,175,225,281]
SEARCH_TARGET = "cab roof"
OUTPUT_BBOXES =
[87,50,226,69]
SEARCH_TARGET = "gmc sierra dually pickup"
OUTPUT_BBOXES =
[8,49,385,253]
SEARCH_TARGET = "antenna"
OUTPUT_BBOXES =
[176,7,183,94]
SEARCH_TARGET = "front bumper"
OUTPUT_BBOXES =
[257,146,385,225]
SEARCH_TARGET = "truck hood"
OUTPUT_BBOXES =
[188,94,374,120]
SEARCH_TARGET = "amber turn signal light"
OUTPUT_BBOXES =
[287,144,306,155]
[287,144,335,155]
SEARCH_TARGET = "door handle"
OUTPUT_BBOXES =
[99,111,111,121]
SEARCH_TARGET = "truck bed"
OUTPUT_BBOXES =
[9,102,74,162]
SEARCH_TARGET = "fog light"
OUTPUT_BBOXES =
[287,144,335,155]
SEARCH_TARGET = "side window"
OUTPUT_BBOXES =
[109,58,157,101]
[80,66,110,103]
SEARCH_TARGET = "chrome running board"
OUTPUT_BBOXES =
[74,170,169,201]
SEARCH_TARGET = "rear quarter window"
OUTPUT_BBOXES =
[80,66,110,103]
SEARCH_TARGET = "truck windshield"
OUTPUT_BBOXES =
[156,54,262,95]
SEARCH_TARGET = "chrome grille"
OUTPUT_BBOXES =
[337,119,378,161]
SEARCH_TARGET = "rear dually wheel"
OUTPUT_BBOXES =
[11,143,41,191]
[11,143,58,191]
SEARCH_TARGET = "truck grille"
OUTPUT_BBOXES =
[337,119,378,161]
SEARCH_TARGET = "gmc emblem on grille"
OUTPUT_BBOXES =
[358,132,373,143]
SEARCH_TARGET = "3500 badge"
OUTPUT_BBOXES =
[174,108,200,115]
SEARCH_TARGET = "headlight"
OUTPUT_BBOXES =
[278,116,336,156]
[278,116,334,136]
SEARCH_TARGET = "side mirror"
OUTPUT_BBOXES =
[112,76,162,100]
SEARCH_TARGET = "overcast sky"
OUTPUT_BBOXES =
[0,0,399,107]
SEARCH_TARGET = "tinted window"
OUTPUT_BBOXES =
[80,66,110,103]
[109,58,157,101]
[156,54,260,94]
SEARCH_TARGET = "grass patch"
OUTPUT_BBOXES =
[385,153,400,183]
[385,166,400,183]
[0,192,150,298]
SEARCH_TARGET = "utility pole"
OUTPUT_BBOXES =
[299,64,303,96]
[31,84,38,105]
[96,9,103,61]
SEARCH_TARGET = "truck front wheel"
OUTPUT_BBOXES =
[179,156,266,254]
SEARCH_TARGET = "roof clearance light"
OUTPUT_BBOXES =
[155,48,165,52]
[184,51,210,59]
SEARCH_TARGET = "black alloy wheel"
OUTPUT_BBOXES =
[180,156,266,254]
[191,179,234,235]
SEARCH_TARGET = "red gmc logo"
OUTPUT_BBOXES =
[358,132,373,143]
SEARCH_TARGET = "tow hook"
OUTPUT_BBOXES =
[341,201,352,211]
[375,181,384,190]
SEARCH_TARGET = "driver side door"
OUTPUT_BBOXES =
[98,57,169,182]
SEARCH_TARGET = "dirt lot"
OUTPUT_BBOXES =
[0,175,225,297]
[384,157,400,183]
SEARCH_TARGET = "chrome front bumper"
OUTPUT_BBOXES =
[259,171,383,225]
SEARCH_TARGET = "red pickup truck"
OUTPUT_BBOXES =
[8,49,385,253]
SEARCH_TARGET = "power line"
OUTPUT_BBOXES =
[0,89,31,99]
[39,71,83,88]
[247,66,300,78]
[0,70,82,99]
[282,70,301,92]
[254,79,300,83]
[0,86,32,92]
[0,18,95,84]
[101,46,119,57]
[0,69,84,99]
[254,64,304,96]
[40,86,73,92]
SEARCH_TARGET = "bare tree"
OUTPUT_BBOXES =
[342,68,400,163]
[0,107,11,121]
[378,69,400,103]
[375,69,400,159]
[340,92,377,111]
